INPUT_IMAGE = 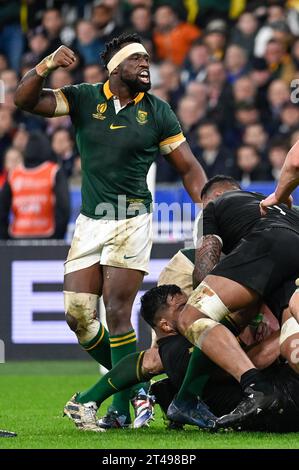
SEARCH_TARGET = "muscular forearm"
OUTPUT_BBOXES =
[275,141,299,201]
[275,164,299,202]
[14,69,46,110]
[193,235,222,287]
[14,46,75,117]
[182,164,207,203]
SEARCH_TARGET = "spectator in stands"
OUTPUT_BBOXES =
[205,60,229,124]
[230,11,258,57]
[250,57,272,112]
[49,69,73,89]
[232,75,256,105]
[12,125,29,153]
[128,5,153,43]
[254,3,287,57]
[51,128,78,179]
[277,102,299,138]
[181,40,209,85]
[264,38,295,84]
[233,144,270,185]
[157,61,184,110]
[268,139,288,181]
[41,8,64,52]
[3,146,23,173]
[267,79,290,132]
[0,69,18,92]
[291,37,299,69]
[226,102,260,149]
[83,64,107,84]
[193,121,234,178]
[25,28,51,66]
[91,3,122,44]
[73,20,104,65]
[177,96,206,148]
[185,81,208,110]
[203,19,227,60]
[0,146,23,188]
[224,45,249,84]
[45,115,72,137]
[0,1,24,71]
[243,123,269,161]
[153,5,201,66]
[0,141,70,240]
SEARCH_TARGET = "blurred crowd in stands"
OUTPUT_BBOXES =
[1,0,299,238]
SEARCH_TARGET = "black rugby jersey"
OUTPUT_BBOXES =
[203,190,299,254]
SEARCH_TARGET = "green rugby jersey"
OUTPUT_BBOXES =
[60,81,185,219]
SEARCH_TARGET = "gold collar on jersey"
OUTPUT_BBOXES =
[103,81,144,105]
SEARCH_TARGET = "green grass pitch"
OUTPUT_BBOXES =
[0,361,298,449]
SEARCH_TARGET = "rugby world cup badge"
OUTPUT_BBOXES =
[92,102,107,120]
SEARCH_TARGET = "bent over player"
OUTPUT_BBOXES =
[14,33,207,430]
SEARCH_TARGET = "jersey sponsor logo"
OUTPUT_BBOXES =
[110,124,127,130]
[124,254,137,259]
[136,110,148,125]
[92,102,107,120]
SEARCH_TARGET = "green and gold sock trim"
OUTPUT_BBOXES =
[109,330,136,348]
[81,324,105,351]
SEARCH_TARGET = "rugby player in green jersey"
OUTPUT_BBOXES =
[14,33,207,431]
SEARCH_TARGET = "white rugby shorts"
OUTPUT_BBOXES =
[65,212,153,275]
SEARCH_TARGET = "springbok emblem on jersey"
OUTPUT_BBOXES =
[136,110,148,125]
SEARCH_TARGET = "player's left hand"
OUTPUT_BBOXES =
[260,192,293,216]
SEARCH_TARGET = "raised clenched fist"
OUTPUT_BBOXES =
[36,45,76,77]
[51,46,76,69]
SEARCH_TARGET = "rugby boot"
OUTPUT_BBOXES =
[97,410,130,429]
[167,396,217,429]
[216,386,280,429]
[63,393,104,432]
[131,393,155,428]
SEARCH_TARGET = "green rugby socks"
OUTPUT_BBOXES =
[77,351,149,406]
[108,330,137,421]
[80,323,112,370]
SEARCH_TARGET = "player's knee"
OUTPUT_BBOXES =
[65,312,78,332]
[142,348,163,375]
[186,317,219,348]
[187,281,230,321]
[64,291,99,343]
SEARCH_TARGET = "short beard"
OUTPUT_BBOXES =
[121,74,151,93]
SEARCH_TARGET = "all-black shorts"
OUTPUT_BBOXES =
[212,227,299,307]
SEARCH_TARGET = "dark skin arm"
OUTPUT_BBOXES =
[193,235,222,288]
[166,142,207,203]
[14,45,75,117]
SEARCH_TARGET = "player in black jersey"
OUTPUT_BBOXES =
[151,329,299,433]
[162,176,299,428]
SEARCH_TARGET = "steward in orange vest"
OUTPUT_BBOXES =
[0,157,70,239]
